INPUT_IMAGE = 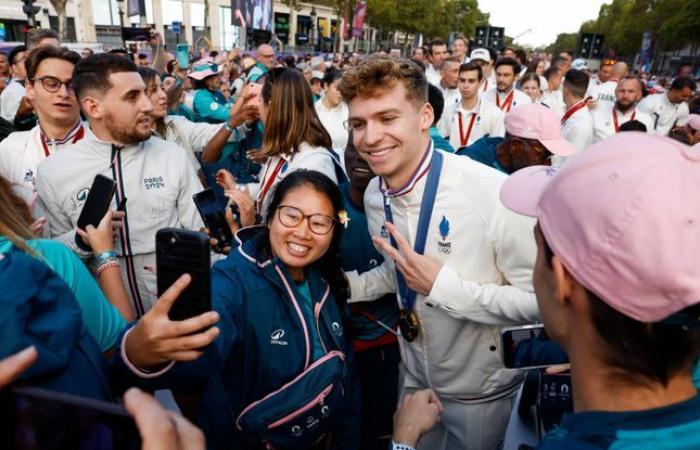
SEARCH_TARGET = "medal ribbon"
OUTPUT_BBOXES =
[561,98,590,125]
[496,90,514,112]
[613,109,636,132]
[457,111,478,147]
[382,145,443,313]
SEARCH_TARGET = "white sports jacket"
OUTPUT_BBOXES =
[347,144,539,401]
[35,127,204,314]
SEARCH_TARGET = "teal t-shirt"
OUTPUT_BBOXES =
[0,237,126,351]
[193,89,231,124]
[295,279,325,362]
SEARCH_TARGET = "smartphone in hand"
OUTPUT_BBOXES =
[501,323,569,370]
[75,174,116,251]
[193,188,234,250]
[156,228,211,321]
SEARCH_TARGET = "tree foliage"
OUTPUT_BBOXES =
[365,0,487,40]
[562,0,699,57]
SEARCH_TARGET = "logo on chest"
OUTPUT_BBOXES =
[270,329,288,346]
[437,215,452,255]
[143,176,165,190]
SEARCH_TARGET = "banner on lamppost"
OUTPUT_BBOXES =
[639,31,654,71]
[352,1,366,39]
[127,0,145,17]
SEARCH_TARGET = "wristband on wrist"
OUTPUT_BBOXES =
[391,442,416,450]
[96,260,120,276]
[95,250,117,265]
[224,122,235,132]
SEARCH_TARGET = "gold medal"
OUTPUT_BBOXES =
[398,309,420,342]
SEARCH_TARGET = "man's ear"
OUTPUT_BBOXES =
[551,255,574,307]
[25,81,35,102]
[80,94,102,120]
[420,102,434,132]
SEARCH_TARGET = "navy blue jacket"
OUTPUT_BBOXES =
[0,249,113,401]
[115,227,361,450]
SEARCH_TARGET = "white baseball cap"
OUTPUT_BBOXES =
[469,48,491,63]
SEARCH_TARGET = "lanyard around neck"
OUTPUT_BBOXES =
[382,150,444,313]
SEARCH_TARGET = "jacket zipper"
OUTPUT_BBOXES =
[313,285,331,355]
[266,384,333,429]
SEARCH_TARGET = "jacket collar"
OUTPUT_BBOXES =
[234,226,328,297]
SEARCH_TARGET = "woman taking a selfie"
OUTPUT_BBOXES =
[218,67,342,226]
[118,170,360,450]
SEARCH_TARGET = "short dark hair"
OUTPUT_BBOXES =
[671,76,697,92]
[459,61,483,81]
[541,229,700,387]
[514,49,527,65]
[8,45,27,66]
[322,68,343,87]
[550,56,568,71]
[26,29,59,50]
[427,83,444,126]
[544,66,560,81]
[618,120,647,132]
[429,39,446,55]
[563,69,590,99]
[73,53,138,100]
[494,57,520,76]
[25,46,80,80]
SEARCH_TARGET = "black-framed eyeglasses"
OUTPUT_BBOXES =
[276,205,336,235]
[31,76,75,94]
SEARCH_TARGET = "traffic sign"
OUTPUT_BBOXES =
[172,21,181,34]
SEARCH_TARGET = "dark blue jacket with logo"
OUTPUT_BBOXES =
[114,227,361,450]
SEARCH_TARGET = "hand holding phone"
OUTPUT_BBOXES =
[501,323,569,370]
[126,269,220,369]
[193,188,234,250]
[75,175,116,251]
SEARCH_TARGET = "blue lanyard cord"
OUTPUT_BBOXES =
[382,150,444,313]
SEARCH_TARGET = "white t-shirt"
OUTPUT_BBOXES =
[0,79,25,122]
[439,84,460,111]
[588,80,617,109]
[426,64,441,87]
[560,101,594,162]
[637,92,690,137]
[541,87,565,119]
[482,87,532,113]
[439,99,505,149]
[315,99,349,150]
[590,106,653,142]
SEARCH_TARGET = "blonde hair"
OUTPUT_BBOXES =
[0,176,36,254]
[339,54,428,107]
[261,68,331,157]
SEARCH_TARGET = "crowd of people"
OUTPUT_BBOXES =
[0,26,699,450]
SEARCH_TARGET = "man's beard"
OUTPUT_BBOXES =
[497,83,512,93]
[104,112,151,145]
[615,99,635,113]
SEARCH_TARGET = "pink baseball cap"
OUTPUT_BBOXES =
[687,114,700,132]
[500,132,700,323]
[505,103,576,157]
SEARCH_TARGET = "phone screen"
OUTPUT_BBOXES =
[193,188,233,248]
[122,27,151,42]
[501,324,569,369]
[176,43,190,69]
[0,387,140,450]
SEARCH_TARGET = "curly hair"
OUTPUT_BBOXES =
[338,54,428,107]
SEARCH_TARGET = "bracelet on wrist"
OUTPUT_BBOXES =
[96,260,120,276]
[224,122,235,132]
[95,250,117,265]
